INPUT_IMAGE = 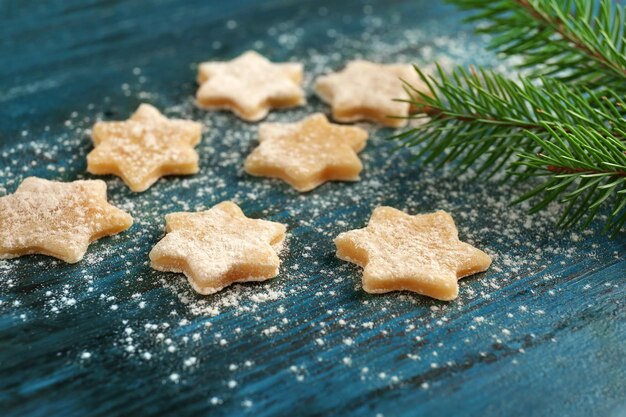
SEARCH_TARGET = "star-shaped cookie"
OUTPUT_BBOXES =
[196,50,305,121]
[149,201,286,295]
[334,207,491,301]
[0,177,133,263]
[315,60,429,128]
[87,103,202,192]
[244,113,368,192]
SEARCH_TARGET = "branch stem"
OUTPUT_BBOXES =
[415,105,544,130]
[546,164,626,177]
[513,0,626,79]
[413,105,626,140]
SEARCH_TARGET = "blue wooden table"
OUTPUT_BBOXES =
[0,1,624,416]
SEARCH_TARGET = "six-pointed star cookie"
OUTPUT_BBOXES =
[149,201,286,295]
[87,103,202,192]
[244,113,368,192]
[315,60,429,128]
[196,50,305,121]
[0,177,133,263]
[334,207,491,301]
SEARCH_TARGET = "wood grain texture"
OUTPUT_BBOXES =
[0,1,624,417]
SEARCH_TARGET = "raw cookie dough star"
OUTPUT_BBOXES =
[334,207,491,301]
[149,201,286,295]
[244,113,368,192]
[0,177,133,263]
[315,60,429,128]
[196,50,305,121]
[87,103,202,192]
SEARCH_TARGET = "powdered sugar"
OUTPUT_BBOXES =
[335,208,492,300]
[149,202,286,295]
[197,51,305,121]
[88,104,202,192]
[0,177,132,263]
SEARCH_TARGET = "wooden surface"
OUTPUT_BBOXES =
[0,1,625,416]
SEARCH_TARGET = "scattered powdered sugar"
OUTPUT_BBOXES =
[162,276,287,317]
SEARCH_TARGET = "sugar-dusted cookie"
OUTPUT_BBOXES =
[0,177,133,263]
[334,207,491,301]
[315,60,429,128]
[244,113,368,192]
[87,104,202,192]
[196,51,305,121]
[149,201,286,295]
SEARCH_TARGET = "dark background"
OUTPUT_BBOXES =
[0,1,625,416]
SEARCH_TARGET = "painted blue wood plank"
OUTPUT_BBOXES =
[0,1,624,416]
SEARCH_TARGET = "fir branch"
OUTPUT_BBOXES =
[395,0,626,233]
[448,0,626,91]
[394,65,625,174]
[393,66,626,232]
[513,124,626,235]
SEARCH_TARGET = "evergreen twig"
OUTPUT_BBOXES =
[450,0,626,91]
[513,123,626,236]
[394,0,626,234]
